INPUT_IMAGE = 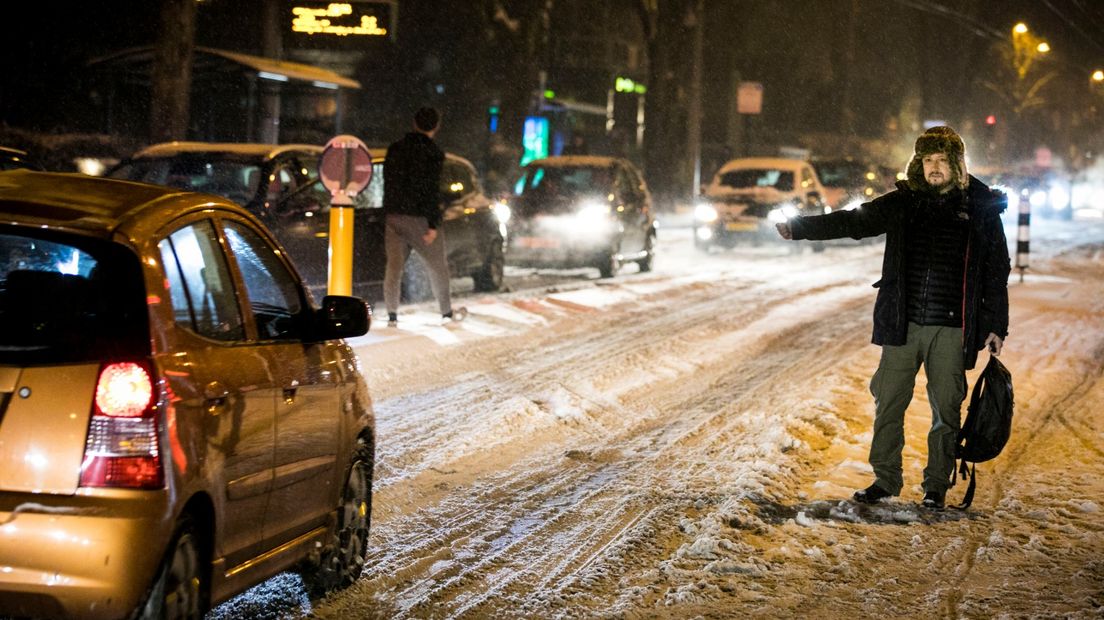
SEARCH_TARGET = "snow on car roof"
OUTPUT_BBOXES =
[527,155,621,168]
[716,157,809,172]
[134,142,323,159]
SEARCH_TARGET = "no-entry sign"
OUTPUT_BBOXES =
[320,135,373,205]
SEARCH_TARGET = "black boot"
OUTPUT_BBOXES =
[921,491,945,511]
[853,483,893,504]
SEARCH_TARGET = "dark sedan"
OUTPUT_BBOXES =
[108,143,507,302]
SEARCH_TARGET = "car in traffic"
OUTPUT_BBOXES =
[507,155,656,278]
[0,170,374,619]
[0,146,45,171]
[107,142,507,302]
[694,157,828,250]
[811,157,895,211]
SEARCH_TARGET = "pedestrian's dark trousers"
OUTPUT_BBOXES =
[383,213,452,316]
[868,322,966,496]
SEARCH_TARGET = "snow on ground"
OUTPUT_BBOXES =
[210,215,1104,620]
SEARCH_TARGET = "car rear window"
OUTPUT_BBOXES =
[0,229,149,365]
[110,156,262,207]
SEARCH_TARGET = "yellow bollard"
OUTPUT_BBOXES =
[327,202,354,296]
[319,134,373,297]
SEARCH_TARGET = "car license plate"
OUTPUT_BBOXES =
[725,222,757,232]
[516,236,560,249]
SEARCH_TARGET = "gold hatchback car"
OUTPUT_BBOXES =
[0,171,375,619]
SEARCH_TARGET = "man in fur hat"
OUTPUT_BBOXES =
[776,126,1010,510]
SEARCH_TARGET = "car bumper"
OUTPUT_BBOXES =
[694,219,777,246]
[0,491,172,619]
[507,232,612,268]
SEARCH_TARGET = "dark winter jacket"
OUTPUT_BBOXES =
[903,189,971,327]
[383,132,445,229]
[789,175,1010,370]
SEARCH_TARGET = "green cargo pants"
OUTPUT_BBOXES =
[868,322,966,496]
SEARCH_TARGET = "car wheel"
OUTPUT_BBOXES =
[637,232,656,272]
[811,241,826,253]
[597,245,621,279]
[138,515,207,620]
[302,440,373,596]
[473,241,504,292]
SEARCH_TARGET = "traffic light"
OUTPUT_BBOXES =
[487,104,500,134]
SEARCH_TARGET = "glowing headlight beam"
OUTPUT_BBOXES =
[694,203,718,223]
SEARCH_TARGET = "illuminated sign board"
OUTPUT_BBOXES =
[615,77,646,94]
[287,1,395,48]
[521,117,549,166]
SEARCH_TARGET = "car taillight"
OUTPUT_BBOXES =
[80,362,163,489]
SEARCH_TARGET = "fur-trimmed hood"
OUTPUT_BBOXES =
[906,125,969,192]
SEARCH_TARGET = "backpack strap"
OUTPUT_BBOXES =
[954,461,977,510]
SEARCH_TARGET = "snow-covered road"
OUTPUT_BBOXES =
[211,216,1104,619]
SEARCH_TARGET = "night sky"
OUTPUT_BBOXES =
[2,1,1103,179]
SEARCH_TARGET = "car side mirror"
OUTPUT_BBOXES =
[313,295,369,339]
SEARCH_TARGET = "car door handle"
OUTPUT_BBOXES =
[204,381,229,415]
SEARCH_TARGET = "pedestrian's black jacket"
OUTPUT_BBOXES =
[789,175,1010,370]
[383,132,445,229]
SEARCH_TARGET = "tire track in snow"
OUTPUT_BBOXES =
[315,249,884,618]
[383,301,874,617]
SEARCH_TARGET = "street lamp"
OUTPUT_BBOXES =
[1092,70,1104,82]
[1036,42,1050,54]
[1013,22,1028,35]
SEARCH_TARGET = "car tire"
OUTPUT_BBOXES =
[597,244,621,279]
[302,439,373,596]
[472,241,504,292]
[812,241,826,253]
[400,260,433,303]
[137,514,207,620]
[637,231,656,272]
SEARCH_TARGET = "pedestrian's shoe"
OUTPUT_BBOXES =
[442,306,468,327]
[921,491,945,511]
[852,483,892,504]
[387,313,398,328]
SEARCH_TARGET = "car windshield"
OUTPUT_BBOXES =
[110,156,262,206]
[813,162,869,188]
[515,165,613,197]
[717,168,794,191]
[0,229,148,365]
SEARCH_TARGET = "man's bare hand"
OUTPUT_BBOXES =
[775,222,792,240]
[423,228,438,245]
[984,332,1004,356]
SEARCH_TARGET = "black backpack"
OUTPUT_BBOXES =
[953,355,1014,509]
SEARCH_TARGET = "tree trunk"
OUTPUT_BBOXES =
[150,0,197,142]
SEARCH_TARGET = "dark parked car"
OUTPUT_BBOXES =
[507,156,655,278]
[108,143,507,302]
[811,157,894,212]
[0,170,373,619]
[0,146,45,171]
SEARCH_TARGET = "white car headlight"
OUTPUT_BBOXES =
[576,201,611,225]
[694,203,718,223]
[1049,186,1070,211]
[767,205,799,223]
[1029,190,1048,209]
